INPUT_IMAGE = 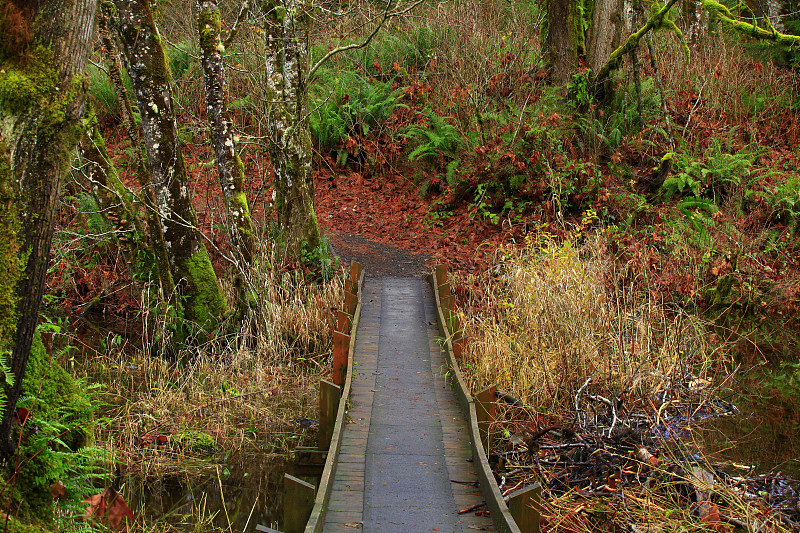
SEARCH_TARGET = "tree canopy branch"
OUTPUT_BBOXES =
[223,0,250,49]
[703,0,800,48]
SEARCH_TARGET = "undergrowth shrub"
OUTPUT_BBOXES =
[87,64,119,117]
[663,140,754,203]
[310,70,406,164]
[0,323,108,527]
[455,234,718,411]
[402,110,463,175]
[762,174,800,232]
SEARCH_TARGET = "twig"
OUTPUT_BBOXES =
[309,0,424,79]
[575,375,594,412]
[684,78,707,131]
[223,0,250,49]
[644,31,675,151]
[458,502,487,514]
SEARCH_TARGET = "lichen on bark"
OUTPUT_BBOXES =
[197,0,256,263]
[262,0,322,257]
[97,5,176,301]
[112,0,227,336]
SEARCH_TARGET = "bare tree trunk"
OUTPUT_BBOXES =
[587,0,625,72]
[546,0,580,85]
[197,0,256,263]
[0,0,97,456]
[683,0,705,43]
[112,0,227,335]
[263,0,322,257]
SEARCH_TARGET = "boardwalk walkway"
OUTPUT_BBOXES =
[323,277,494,532]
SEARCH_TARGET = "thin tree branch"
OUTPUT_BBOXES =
[308,0,423,79]
[594,0,680,83]
[223,0,250,49]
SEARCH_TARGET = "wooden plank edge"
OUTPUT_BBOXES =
[304,268,364,533]
[428,271,522,533]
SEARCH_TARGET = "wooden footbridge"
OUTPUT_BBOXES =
[260,263,541,533]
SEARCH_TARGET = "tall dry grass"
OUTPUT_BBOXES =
[68,246,343,530]
[454,232,722,413]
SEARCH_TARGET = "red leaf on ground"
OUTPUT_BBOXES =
[83,487,135,531]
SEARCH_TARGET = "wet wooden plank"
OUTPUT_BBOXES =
[476,385,497,453]
[332,331,349,386]
[508,483,541,533]
[319,380,341,450]
[284,474,316,533]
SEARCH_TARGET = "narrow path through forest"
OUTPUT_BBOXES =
[322,276,493,532]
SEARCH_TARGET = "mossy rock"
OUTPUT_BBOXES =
[171,430,216,455]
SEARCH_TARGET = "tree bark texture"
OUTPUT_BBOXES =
[97,6,176,299]
[0,0,97,455]
[197,0,256,263]
[587,0,625,72]
[546,0,580,85]
[112,0,227,334]
[263,0,321,256]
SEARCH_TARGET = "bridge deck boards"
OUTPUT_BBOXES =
[323,277,493,532]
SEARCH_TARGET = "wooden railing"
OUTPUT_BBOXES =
[265,261,363,533]
[431,264,541,533]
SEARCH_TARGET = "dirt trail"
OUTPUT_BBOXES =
[327,229,434,278]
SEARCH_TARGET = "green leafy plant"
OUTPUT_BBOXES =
[664,141,753,201]
[703,139,753,198]
[762,175,800,232]
[310,71,406,164]
[471,183,501,224]
[664,196,719,247]
[403,110,463,173]
[167,40,197,80]
[662,159,704,199]
[86,64,118,116]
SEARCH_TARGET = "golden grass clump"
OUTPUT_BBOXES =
[454,232,719,412]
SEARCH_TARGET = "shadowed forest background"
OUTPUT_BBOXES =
[1,0,800,530]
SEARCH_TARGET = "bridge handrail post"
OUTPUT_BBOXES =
[283,474,315,533]
[318,380,341,451]
[507,483,542,533]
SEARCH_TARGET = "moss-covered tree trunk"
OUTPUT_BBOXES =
[112,0,227,335]
[197,0,256,263]
[79,112,150,282]
[263,0,322,257]
[0,0,97,456]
